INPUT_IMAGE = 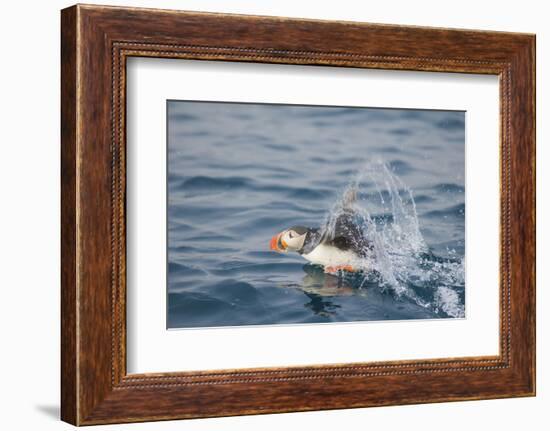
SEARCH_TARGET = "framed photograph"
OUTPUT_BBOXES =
[61,4,535,425]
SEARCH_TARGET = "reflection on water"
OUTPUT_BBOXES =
[291,265,361,318]
[167,101,465,329]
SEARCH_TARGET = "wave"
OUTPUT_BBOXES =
[435,117,465,131]
[424,203,465,219]
[433,183,465,194]
[181,175,252,189]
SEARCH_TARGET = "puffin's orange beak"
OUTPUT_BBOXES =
[270,232,287,252]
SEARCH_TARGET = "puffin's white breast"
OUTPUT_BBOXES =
[302,244,359,267]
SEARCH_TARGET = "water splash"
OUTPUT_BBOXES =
[319,160,465,318]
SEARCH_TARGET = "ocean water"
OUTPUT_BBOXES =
[167,101,465,329]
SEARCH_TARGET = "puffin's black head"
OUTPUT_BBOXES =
[270,225,311,253]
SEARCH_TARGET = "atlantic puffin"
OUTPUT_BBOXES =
[270,191,372,273]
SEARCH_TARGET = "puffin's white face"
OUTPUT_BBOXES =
[281,229,307,251]
[270,228,307,253]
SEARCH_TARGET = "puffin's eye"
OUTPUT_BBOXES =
[289,231,295,238]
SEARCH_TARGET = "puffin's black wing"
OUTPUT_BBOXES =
[322,211,372,257]
[301,186,372,257]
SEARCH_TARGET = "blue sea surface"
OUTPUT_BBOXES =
[167,101,465,328]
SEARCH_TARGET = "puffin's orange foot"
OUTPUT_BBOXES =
[324,265,355,274]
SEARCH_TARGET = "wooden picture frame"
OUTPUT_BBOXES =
[61,4,535,425]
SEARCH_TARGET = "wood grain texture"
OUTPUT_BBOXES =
[60,4,536,425]
[60,5,78,425]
